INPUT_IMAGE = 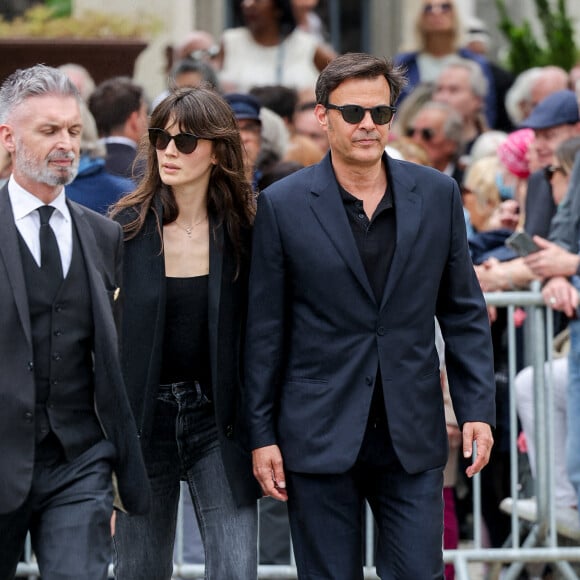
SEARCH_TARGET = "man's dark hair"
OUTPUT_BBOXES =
[250,85,298,123]
[88,76,144,137]
[315,53,407,107]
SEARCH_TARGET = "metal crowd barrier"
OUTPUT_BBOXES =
[15,289,580,579]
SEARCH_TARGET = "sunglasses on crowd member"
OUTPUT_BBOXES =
[544,164,567,181]
[325,104,396,125]
[423,2,453,14]
[405,127,435,141]
[148,128,210,154]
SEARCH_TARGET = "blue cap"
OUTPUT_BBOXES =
[224,93,261,123]
[520,90,579,130]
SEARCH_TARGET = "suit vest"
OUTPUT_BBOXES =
[17,217,103,460]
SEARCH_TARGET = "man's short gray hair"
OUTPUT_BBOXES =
[440,56,489,99]
[0,64,80,124]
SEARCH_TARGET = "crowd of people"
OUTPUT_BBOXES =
[1,0,580,579]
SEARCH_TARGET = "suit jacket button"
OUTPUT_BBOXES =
[24,412,33,423]
[377,326,385,336]
[27,361,34,371]
[226,425,234,439]
[365,376,374,386]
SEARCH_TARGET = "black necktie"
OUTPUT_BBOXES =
[37,205,63,282]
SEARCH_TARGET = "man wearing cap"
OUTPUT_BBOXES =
[476,90,580,293]
[523,89,580,238]
[224,92,263,190]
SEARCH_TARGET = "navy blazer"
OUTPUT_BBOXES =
[115,204,260,507]
[0,185,150,515]
[245,153,496,475]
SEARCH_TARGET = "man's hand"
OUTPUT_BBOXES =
[542,276,578,318]
[524,236,580,279]
[462,422,494,478]
[252,445,288,501]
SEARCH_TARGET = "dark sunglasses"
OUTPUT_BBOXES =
[544,164,567,181]
[148,128,208,154]
[405,127,435,141]
[325,103,396,125]
[423,2,453,14]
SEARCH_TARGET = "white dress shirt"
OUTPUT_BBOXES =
[8,176,73,277]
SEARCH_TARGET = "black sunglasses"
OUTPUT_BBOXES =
[405,127,435,141]
[148,128,208,154]
[325,103,396,125]
[544,164,567,181]
[423,2,453,14]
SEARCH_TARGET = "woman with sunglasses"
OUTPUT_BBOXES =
[110,87,259,580]
[394,0,497,128]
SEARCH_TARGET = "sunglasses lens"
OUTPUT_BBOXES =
[173,134,198,154]
[148,129,199,154]
[340,105,365,124]
[148,128,170,150]
[406,127,433,141]
[371,106,394,125]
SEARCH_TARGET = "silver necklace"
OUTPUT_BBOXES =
[174,215,207,238]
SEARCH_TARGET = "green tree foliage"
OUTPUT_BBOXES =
[495,0,578,73]
[44,0,72,19]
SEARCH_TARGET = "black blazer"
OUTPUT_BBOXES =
[245,153,496,475]
[115,203,259,507]
[0,185,150,515]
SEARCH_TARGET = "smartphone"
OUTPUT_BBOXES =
[505,231,540,257]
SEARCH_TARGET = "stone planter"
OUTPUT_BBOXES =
[0,38,148,84]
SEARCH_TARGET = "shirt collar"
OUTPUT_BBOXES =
[8,175,71,222]
[102,136,138,149]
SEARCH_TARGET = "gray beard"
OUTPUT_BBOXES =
[15,146,78,187]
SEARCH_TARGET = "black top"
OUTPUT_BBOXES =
[339,180,399,467]
[160,275,211,397]
[339,184,396,303]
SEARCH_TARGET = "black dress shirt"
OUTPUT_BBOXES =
[339,179,399,467]
[339,184,396,303]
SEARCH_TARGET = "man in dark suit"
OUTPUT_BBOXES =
[88,76,148,182]
[0,64,149,580]
[245,53,496,579]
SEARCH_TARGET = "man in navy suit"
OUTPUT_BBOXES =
[245,53,496,579]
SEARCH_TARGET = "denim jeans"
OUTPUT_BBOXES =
[113,381,258,580]
[567,317,580,511]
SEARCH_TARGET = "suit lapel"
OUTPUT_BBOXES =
[67,200,110,332]
[309,156,376,303]
[208,219,223,393]
[380,159,422,311]
[0,185,32,344]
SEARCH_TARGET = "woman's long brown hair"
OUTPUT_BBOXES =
[109,86,255,269]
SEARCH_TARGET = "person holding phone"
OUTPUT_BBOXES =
[524,143,580,514]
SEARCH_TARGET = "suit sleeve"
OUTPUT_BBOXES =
[244,191,287,450]
[436,180,496,428]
